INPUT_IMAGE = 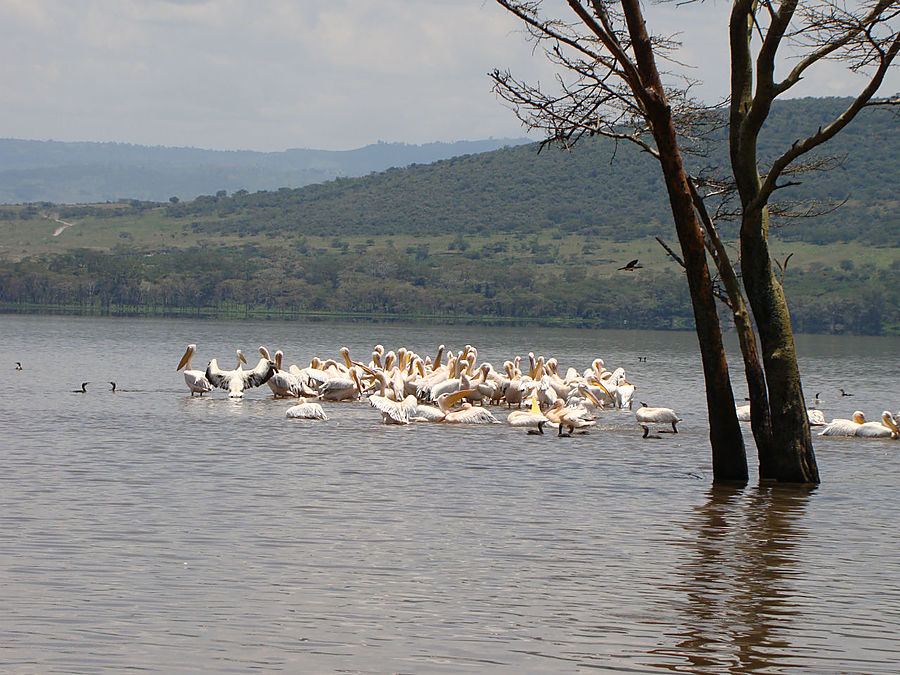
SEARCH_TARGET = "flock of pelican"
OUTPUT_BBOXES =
[173,343,899,441]
[175,342,683,437]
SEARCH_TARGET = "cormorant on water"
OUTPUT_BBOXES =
[73,382,89,393]
[109,381,117,392]
[15,362,23,371]
[526,420,546,435]
[839,388,853,397]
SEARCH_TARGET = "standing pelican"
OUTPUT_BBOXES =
[260,348,301,398]
[205,349,276,398]
[635,402,681,436]
[285,398,328,420]
[177,344,214,397]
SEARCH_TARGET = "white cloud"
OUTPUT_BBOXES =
[0,1,896,151]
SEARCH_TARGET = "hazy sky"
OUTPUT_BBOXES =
[2,1,897,152]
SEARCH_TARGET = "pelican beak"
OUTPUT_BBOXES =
[353,361,377,377]
[445,389,476,407]
[239,352,248,365]
[176,347,192,371]
[530,394,541,414]
[594,380,612,399]
[580,387,602,408]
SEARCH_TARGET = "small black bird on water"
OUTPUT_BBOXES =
[109,381,117,392]
[617,259,643,271]
[15,362,23,371]
[73,382,89,393]
[839,388,853,397]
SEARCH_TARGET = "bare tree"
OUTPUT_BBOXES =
[728,0,900,482]
[492,0,748,482]
[493,0,900,484]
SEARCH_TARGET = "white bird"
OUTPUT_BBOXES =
[260,348,301,398]
[635,402,681,437]
[205,349,276,398]
[434,390,499,424]
[736,403,826,426]
[285,397,328,420]
[854,411,899,438]
[176,343,213,396]
[507,395,557,433]
[819,411,867,436]
[369,393,419,425]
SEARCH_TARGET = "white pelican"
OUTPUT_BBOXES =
[285,397,328,420]
[806,409,826,426]
[635,402,681,437]
[615,381,636,409]
[369,394,419,425]
[261,348,301,398]
[507,395,557,433]
[205,349,276,398]
[737,403,825,426]
[854,411,899,439]
[177,344,214,396]
[434,390,499,424]
[544,398,596,436]
[317,368,364,401]
[819,411,867,436]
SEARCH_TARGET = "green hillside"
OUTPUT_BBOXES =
[0,97,898,334]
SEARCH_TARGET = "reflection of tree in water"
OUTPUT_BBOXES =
[649,484,815,673]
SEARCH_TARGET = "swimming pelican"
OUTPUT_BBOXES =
[635,402,681,436]
[435,390,498,424]
[369,393,419,425]
[507,395,557,432]
[285,397,328,420]
[854,411,899,438]
[819,411,867,436]
[205,349,276,398]
[176,344,214,397]
[737,404,825,426]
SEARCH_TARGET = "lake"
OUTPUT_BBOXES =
[1,315,898,673]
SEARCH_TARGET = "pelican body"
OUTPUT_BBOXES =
[177,344,213,396]
[635,402,681,436]
[205,349,276,398]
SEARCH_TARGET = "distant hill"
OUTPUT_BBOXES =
[1,97,898,334]
[0,137,532,205]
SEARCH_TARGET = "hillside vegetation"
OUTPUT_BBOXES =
[0,98,897,334]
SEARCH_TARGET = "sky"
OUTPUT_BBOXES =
[1,0,897,152]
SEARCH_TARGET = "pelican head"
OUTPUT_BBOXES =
[177,344,197,371]
[851,411,867,424]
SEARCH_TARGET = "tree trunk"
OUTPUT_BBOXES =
[740,207,820,483]
[623,0,747,482]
